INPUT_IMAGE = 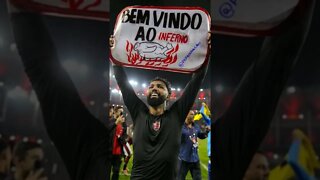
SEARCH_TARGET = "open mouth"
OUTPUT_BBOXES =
[150,92,159,98]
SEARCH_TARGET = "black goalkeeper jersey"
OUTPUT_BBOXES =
[113,64,207,179]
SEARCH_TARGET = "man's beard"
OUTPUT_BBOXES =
[147,94,166,107]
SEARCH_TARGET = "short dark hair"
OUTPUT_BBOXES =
[150,77,172,96]
[13,141,42,160]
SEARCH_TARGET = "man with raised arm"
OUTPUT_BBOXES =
[111,54,208,179]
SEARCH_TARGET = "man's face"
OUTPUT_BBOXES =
[185,110,195,124]
[0,147,12,173]
[244,153,269,180]
[147,80,169,107]
[18,148,44,173]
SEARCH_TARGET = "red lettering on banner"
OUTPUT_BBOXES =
[158,32,188,44]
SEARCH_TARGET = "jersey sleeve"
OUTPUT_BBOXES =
[171,63,208,125]
[112,65,147,122]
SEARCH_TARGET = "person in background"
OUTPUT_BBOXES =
[107,106,125,180]
[243,152,269,180]
[109,105,114,120]
[194,102,211,180]
[199,103,211,180]
[122,124,133,176]
[10,140,47,180]
[268,129,320,180]
[177,110,210,180]
[286,129,320,180]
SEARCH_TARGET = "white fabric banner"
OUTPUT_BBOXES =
[10,0,299,36]
[10,0,109,21]
[212,0,299,36]
[110,6,211,73]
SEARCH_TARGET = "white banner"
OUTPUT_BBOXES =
[110,6,211,73]
[10,0,109,21]
[212,0,299,36]
[10,0,299,36]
